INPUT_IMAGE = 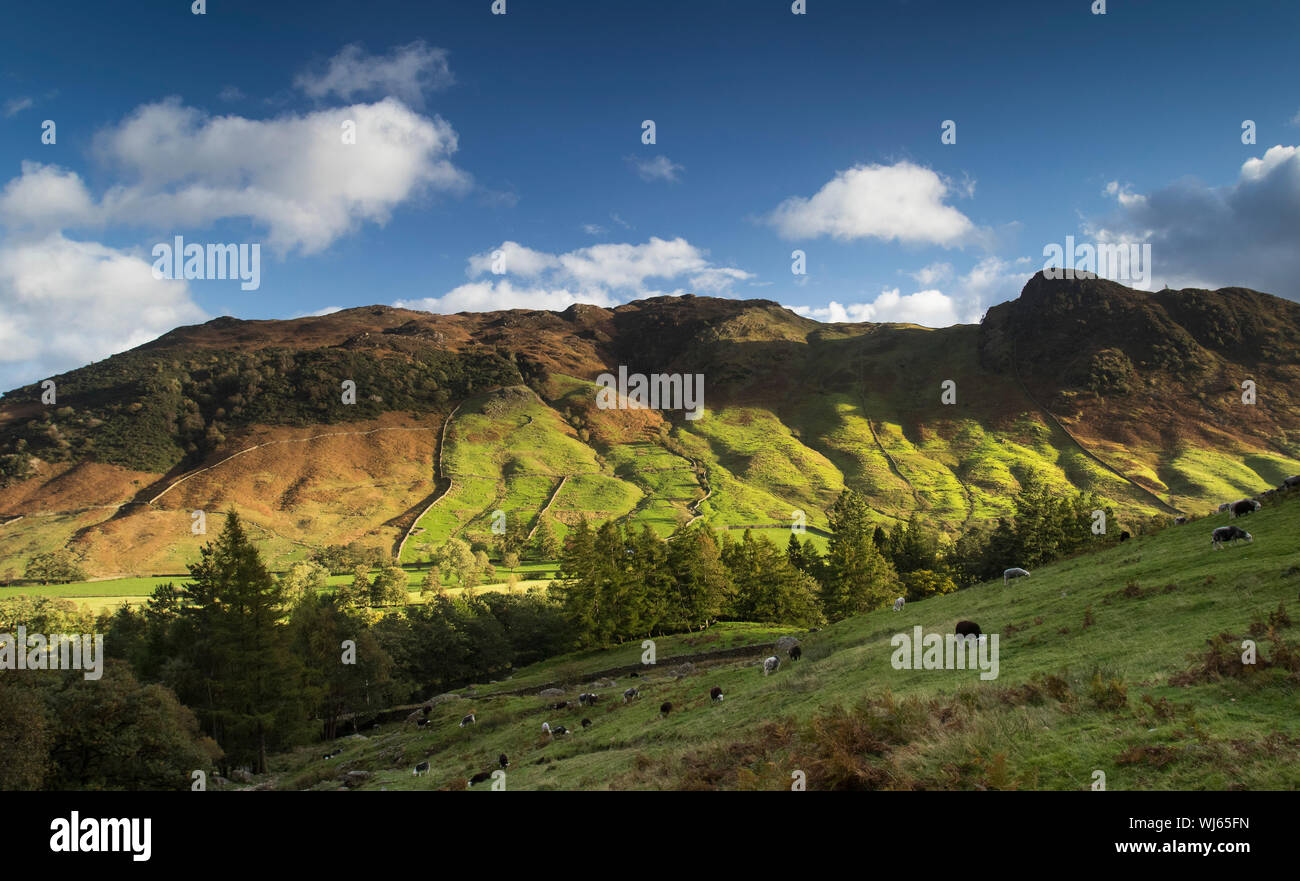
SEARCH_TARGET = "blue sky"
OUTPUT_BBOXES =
[1,0,1298,389]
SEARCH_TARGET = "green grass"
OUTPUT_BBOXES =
[263,493,1300,791]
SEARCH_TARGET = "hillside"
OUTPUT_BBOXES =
[264,493,1300,791]
[2,273,1299,577]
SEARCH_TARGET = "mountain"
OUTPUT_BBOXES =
[2,272,1298,578]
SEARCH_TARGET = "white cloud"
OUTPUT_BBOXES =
[791,255,1027,329]
[582,223,607,236]
[767,161,977,246]
[294,41,453,107]
[3,97,33,118]
[1104,180,1147,208]
[402,237,753,314]
[628,154,683,183]
[1086,144,1300,295]
[0,97,469,254]
[0,233,206,389]
[909,261,953,286]
[217,85,245,103]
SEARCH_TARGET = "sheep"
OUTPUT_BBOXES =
[552,725,570,736]
[459,712,476,728]
[1174,516,1187,525]
[1217,502,1232,513]
[549,701,570,710]
[1211,525,1253,550]
[541,722,551,735]
[763,656,781,676]
[416,718,429,728]
[581,718,592,728]
[893,596,905,611]
[1230,499,1261,518]
[1119,530,1131,542]
[659,702,673,718]
[578,692,599,706]
[499,754,509,769]
[413,761,429,776]
[322,749,341,760]
[710,686,724,702]
[1285,475,1300,489]
[468,771,492,786]
[628,671,639,678]
[1003,567,1030,585]
[789,645,803,662]
[954,620,982,641]
[623,687,640,703]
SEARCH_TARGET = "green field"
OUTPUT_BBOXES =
[264,495,1300,791]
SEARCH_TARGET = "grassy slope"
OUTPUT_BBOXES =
[268,494,1300,791]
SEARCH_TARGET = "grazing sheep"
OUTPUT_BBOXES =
[1212,525,1253,550]
[623,687,639,703]
[763,656,781,676]
[468,771,491,785]
[578,692,598,706]
[954,620,982,641]
[1230,499,1261,518]
[1218,502,1232,513]
[1119,531,1131,542]
[413,761,429,776]
[552,725,570,736]
[581,718,592,728]
[710,686,724,702]
[1174,516,1187,525]
[789,645,802,661]
[416,718,429,728]
[541,722,551,735]
[1285,475,1300,489]
[1003,567,1030,585]
[499,754,509,769]
[659,702,672,718]
[459,712,476,728]
[893,596,905,611]
[549,701,570,710]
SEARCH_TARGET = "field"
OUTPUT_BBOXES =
[264,494,1300,791]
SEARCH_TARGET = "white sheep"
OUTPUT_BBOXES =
[893,597,905,612]
[1003,567,1030,585]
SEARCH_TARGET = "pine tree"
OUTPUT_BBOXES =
[822,490,897,620]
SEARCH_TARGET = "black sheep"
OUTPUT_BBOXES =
[659,701,672,718]
[1119,530,1131,542]
[581,718,592,728]
[468,770,492,785]
[789,645,802,661]
[710,686,724,702]
[498,753,509,769]
[954,620,981,640]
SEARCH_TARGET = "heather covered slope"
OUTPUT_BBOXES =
[1,274,1297,577]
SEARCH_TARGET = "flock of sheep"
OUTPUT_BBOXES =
[330,473,1297,787]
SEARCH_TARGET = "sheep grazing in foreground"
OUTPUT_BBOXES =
[413,761,429,776]
[788,645,802,661]
[623,687,639,703]
[1230,499,1261,518]
[1174,516,1188,525]
[710,686,724,702]
[499,754,509,769]
[763,656,781,676]
[578,692,598,706]
[468,771,492,786]
[893,596,905,611]
[955,620,982,641]
[459,712,476,728]
[1003,567,1030,585]
[659,702,673,718]
[1212,525,1253,550]
[581,718,592,728]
